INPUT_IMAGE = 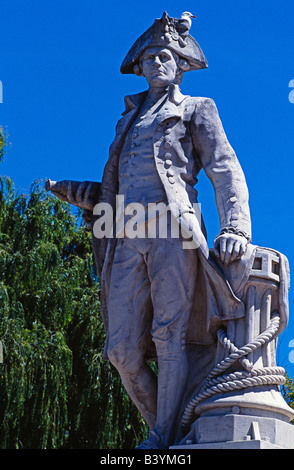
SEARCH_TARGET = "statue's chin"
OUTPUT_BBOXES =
[147,76,173,88]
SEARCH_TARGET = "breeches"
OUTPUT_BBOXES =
[107,235,198,367]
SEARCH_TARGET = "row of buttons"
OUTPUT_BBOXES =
[163,151,175,184]
[162,131,175,183]
[228,193,240,226]
[128,113,176,184]
[128,115,148,156]
[181,328,186,351]
[129,126,140,157]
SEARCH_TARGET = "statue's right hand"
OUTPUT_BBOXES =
[67,181,95,211]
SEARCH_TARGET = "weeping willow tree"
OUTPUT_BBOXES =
[0,168,147,448]
[0,126,8,163]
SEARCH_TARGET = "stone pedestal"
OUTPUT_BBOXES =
[172,440,285,449]
[171,411,294,449]
[173,246,294,450]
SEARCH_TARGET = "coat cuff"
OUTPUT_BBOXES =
[216,227,251,243]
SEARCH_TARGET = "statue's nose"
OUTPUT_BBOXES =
[153,56,161,67]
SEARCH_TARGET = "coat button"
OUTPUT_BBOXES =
[167,169,174,177]
[165,128,171,134]
[164,142,171,149]
[168,177,175,184]
[165,159,172,167]
[164,152,172,159]
[230,196,237,203]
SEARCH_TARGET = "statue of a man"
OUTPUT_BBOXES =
[52,12,252,448]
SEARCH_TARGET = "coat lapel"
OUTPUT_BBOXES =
[108,91,147,158]
[108,84,188,165]
[108,108,138,157]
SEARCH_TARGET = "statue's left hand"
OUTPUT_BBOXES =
[213,233,248,266]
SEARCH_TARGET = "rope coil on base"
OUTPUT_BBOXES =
[181,314,285,432]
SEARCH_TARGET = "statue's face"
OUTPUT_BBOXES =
[141,46,179,88]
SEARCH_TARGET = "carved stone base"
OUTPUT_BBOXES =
[171,439,285,449]
[194,385,294,422]
[172,412,294,449]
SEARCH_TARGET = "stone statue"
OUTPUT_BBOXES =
[46,11,294,449]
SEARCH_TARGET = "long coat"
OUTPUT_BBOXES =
[91,83,252,359]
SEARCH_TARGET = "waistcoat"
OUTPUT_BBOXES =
[119,94,168,206]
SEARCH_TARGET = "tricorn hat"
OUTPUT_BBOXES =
[120,11,208,74]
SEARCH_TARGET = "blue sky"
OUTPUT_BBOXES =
[1,0,294,377]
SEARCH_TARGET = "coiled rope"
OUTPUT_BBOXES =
[181,313,285,432]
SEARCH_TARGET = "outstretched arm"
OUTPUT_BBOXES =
[46,179,101,211]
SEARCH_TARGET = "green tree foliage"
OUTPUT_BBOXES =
[0,176,147,448]
[0,127,9,164]
[0,128,5,163]
[282,373,294,423]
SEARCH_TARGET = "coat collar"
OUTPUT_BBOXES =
[122,84,188,115]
